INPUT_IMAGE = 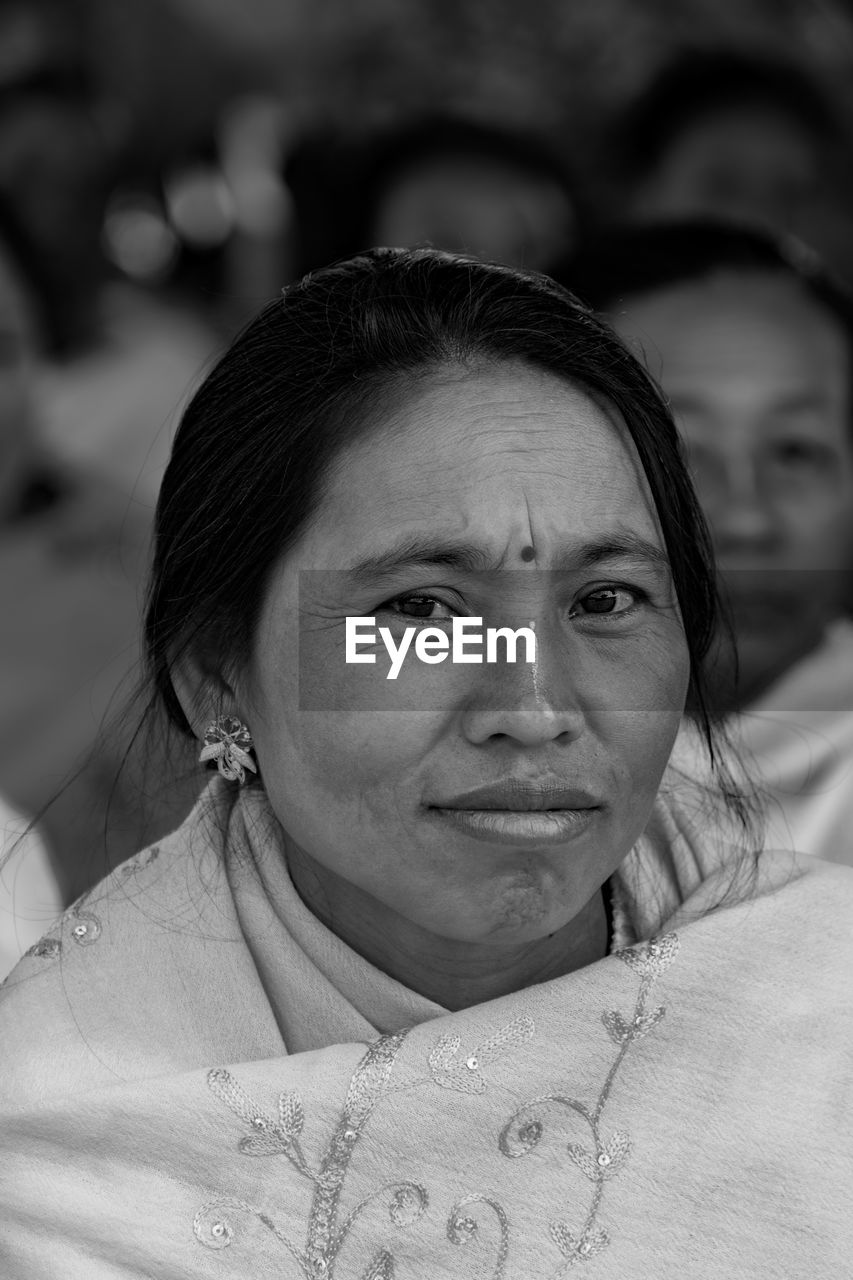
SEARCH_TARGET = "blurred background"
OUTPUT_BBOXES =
[3,0,853,972]
[5,0,853,485]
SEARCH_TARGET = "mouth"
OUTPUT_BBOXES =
[428,780,601,846]
[434,779,600,811]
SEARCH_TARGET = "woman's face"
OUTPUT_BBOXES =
[634,107,821,233]
[241,362,689,946]
[611,271,853,705]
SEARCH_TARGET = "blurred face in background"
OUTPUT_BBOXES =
[370,155,576,270]
[633,107,821,234]
[611,270,853,707]
[0,239,38,518]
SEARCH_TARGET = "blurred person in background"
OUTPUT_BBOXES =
[0,196,199,976]
[614,50,850,272]
[287,116,579,275]
[0,0,222,507]
[0,4,111,359]
[556,220,853,865]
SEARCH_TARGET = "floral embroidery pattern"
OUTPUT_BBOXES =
[196,941,678,1276]
[197,1031,433,1277]
[428,1016,535,1093]
[446,1194,510,1278]
[18,904,104,966]
[24,935,61,960]
[116,845,160,880]
[498,933,680,1272]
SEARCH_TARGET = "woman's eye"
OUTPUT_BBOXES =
[383,594,455,620]
[573,587,639,617]
[769,440,833,470]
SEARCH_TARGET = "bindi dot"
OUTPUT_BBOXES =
[520,545,536,563]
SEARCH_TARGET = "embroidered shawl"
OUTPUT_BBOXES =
[0,778,851,1279]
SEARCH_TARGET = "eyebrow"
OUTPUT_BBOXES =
[763,392,838,415]
[668,390,835,415]
[345,530,670,584]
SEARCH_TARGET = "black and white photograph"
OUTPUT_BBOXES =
[1,2,852,1275]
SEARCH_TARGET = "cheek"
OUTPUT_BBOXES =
[590,621,690,714]
[252,640,446,821]
[590,627,689,775]
[284,711,439,801]
[254,708,444,897]
[778,491,853,566]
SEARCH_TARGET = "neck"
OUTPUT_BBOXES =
[285,844,610,1012]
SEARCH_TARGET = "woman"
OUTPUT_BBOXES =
[554,219,853,867]
[0,249,850,1277]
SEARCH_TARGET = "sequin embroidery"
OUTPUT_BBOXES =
[197,935,679,1276]
[199,1032,436,1277]
[428,1016,535,1094]
[499,932,680,1271]
[70,910,101,946]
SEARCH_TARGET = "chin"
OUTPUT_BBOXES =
[484,882,561,937]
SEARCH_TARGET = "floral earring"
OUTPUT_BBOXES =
[199,716,258,784]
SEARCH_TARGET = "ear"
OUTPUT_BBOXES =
[169,647,250,742]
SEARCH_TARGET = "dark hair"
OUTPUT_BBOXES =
[552,219,853,367]
[620,49,837,180]
[144,248,753,843]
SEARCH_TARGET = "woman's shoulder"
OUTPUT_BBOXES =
[0,792,276,1110]
[663,845,853,1003]
[764,847,853,940]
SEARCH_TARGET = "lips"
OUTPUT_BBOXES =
[432,779,600,812]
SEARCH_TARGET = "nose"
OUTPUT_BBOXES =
[460,622,586,747]
[708,456,781,556]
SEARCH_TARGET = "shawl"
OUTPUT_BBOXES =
[0,777,851,1279]
[0,797,61,979]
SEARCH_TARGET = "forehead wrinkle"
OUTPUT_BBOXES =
[315,362,663,562]
[412,427,628,478]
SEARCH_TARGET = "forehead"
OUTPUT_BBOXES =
[613,271,849,400]
[297,361,661,568]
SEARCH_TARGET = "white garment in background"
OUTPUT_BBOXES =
[675,620,853,866]
[0,797,62,979]
[37,284,218,506]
